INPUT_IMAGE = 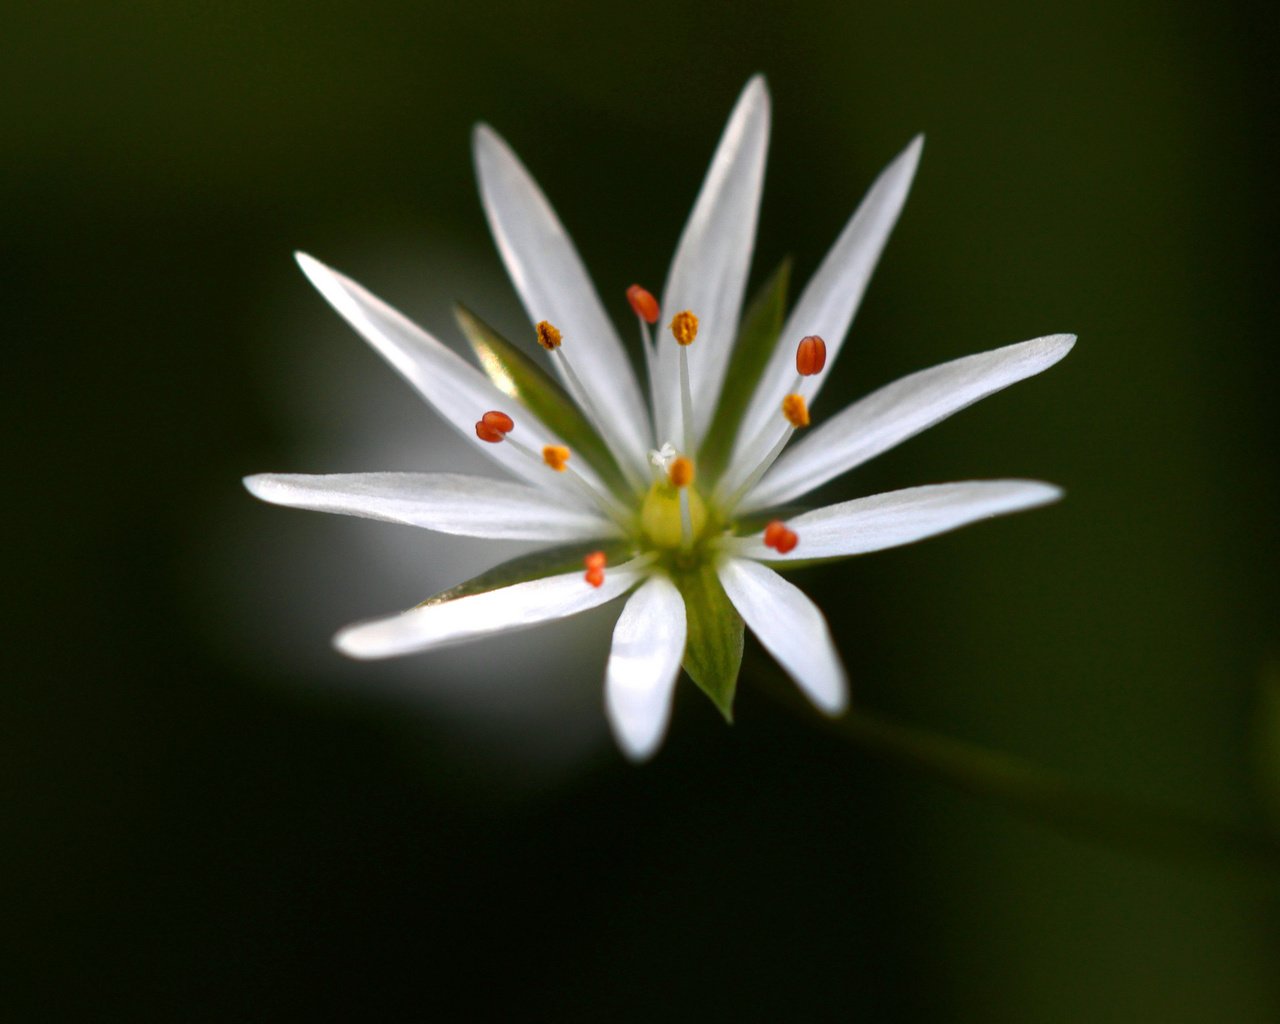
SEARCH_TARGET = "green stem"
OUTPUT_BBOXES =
[748,663,1280,877]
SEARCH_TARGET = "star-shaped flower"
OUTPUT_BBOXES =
[246,76,1073,760]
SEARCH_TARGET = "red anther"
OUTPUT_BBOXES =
[763,520,788,549]
[481,410,514,433]
[763,520,798,554]
[796,335,827,376]
[584,550,607,586]
[626,284,660,324]
[475,410,514,443]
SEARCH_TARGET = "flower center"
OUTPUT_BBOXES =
[640,474,708,549]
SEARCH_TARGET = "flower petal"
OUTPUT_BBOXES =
[243,472,618,541]
[605,575,687,761]
[717,558,847,714]
[742,333,1076,511]
[295,253,608,499]
[335,561,645,660]
[473,125,651,485]
[735,480,1063,561]
[653,75,770,448]
[732,135,922,468]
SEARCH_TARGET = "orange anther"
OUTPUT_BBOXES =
[669,310,698,346]
[795,335,827,376]
[475,410,514,443]
[781,393,810,429]
[584,550,607,571]
[536,320,562,350]
[668,456,695,488]
[626,284,660,324]
[542,445,571,472]
[775,528,799,554]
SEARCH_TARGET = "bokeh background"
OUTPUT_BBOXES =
[5,1,1278,1019]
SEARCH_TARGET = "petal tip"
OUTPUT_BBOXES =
[614,730,662,763]
[241,473,274,500]
[332,624,382,660]
[471,121,499,154]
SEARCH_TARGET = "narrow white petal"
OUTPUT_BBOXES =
[717,558,847,714]
[736,480,1063,561]
[743,334,1076,511]
[335,562,645,660]
[604,575,687,761]
[295,253,610,500]
[653,76,770,447]
[473,125,652,481]
[243,472,618,541]
[732,135,923,469]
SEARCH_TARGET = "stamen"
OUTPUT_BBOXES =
[631,286,660,415]
[795,335,827,377]
[542,445,570,472]
[667,456,695,489]
[720,398,813,512]
[669,311,698,456]
[475,410,627,522]
[763,520,799,554]
[475,409,514,443]
[781,393,810,428]
[534,317,645,493]
[584,550,606,588]
[627,284,660,325]
[669,310,698,346]
[535,320,562,350]
[667,455,696,551]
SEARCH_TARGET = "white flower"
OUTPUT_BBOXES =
[245,76,1074,761]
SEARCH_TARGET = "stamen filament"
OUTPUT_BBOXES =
[638,317,657,427]
[721,425,794,512]
[534,320,646,494]
[719,391,812,510]
[503,433,629,523]
[679,487,693,551]
[678,345,694,458]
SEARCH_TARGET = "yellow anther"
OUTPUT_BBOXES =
[781,393,810,429]
[535,320,562,350]
[669,310,699,346]
[668,456,695,488]
[542,445,571,472]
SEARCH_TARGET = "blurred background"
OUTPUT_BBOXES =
[5,1,1278,1019]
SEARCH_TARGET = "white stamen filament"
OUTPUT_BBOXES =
[503,434,629,523]
[719,422,796,513]
[679,486,693,550]
[678,345,695,458]
[548,349,646,494]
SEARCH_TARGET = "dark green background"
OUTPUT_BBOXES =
[5,1,1277,1019]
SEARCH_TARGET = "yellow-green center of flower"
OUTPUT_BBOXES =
[640,476,708,549]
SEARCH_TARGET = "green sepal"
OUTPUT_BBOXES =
[454,304,631,496]
[417,538,635,608]
[698,258,792,483]
[672,562,744,722]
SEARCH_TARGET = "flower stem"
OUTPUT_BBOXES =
[747,660,1280,877]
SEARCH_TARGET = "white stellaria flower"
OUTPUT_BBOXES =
[245,76,1075,762]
